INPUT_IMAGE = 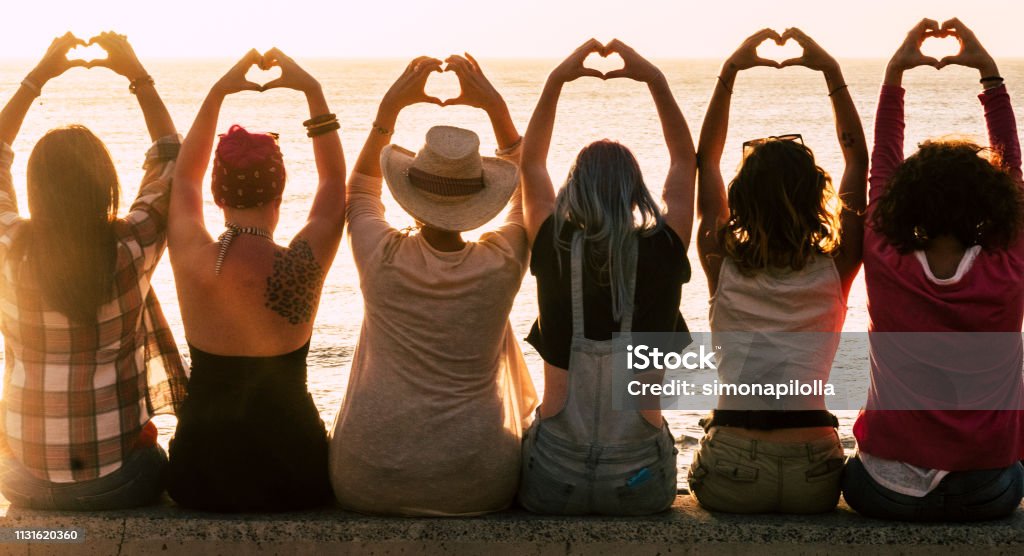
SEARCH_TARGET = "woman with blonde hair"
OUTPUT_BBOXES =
[518,39,697,515]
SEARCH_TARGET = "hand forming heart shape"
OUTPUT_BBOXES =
[547,38,665,84]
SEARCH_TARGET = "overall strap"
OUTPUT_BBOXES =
[618,235,639,335]
[570,231,586,338]
[570,231,641,337]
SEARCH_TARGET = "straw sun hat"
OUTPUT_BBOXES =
[381,126,519,232]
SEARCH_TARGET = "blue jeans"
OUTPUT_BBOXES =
[518,416,678,516]
[842,456,1023,522]
[0,444,167,511]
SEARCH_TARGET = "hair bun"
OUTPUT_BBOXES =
[215,125,279,169]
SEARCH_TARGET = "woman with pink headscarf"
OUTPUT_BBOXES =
[164,49,346,512]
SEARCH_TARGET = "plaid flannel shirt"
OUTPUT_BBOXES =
[0,134,188,482]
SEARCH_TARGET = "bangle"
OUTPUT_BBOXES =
[129,75,154,95]
[981,76,1004,89]
[307,121,340,138]
[716,76,733,95]
[305,118,339,131]
[303,113,336,127]
[20,78,41,98]
[828,83,849,97]
[372,120,393,136]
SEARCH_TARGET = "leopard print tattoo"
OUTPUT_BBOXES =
[264,239,324,325]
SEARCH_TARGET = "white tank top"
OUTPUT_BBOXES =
[709,254,847,410]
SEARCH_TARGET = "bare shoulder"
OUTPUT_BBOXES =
[264,237,326,325]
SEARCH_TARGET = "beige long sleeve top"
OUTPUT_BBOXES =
[328,144,537,516]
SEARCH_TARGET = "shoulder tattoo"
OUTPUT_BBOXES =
[264,239,325,325]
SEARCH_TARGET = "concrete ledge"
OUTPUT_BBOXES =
[0,496,1022,555]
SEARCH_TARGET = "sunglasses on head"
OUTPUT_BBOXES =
[742,134,803,156]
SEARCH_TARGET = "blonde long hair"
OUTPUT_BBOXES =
[552,140,664,322]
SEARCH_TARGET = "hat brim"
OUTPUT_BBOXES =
[380,144,519,232]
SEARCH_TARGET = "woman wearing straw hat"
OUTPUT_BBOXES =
[163,48,345,511]
[328,55,537,516]
[517,39,696,515]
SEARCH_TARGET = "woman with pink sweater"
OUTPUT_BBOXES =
[844,18,1024,521]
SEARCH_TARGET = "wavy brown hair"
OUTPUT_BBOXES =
[720,139,839,275]
[870,138,1023,253]
[11,126,120,323]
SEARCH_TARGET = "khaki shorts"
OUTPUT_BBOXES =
[687,427,845,514]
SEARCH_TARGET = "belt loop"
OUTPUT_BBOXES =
[750,439,758,461]
[807,443,814,463]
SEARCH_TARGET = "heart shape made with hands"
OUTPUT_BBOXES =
[583,50,625,75]
[65,43,108,66]
[919,30,961,61]
[423,67,462,106]
[755,36,803,65]
[244,59,283,91]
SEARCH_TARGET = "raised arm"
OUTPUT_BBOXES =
[0,33,86,147]
[781,28,869,295]
[521,39,604,245]
[89,32,176,143]
[870,20,945,206]
[444,53,523,223]
[261,48,346,266]
[938,18,1021,182]
[604,39,696,247]
[0,33,86,234]
[168,51,263,252]
[345,57,441,262]
[696,29,781,293]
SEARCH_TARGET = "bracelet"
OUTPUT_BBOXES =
[305,118,339,130]
[307,121,340,138]
[372,120,393,136]
[20,78,41,98]
[980,75,1004,83]
[716,76,733,95]
[828,83,849,97]
[128,75,155,95]
[303,113,336,127]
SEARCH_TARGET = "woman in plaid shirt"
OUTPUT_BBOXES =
[0,33,187,510]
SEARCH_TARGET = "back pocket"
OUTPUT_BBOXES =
[519,456,576,515]
[714,460,759,482]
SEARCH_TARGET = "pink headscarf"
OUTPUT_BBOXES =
[211,125,286,208]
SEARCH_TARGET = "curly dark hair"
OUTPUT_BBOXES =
[720,139,840,275]
[870,139,1023,253]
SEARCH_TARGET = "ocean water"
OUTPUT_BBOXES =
[1,58,1022,488]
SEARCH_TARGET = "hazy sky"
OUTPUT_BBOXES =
[1,0,1021,59]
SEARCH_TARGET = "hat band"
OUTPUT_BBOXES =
[407,166,484,197]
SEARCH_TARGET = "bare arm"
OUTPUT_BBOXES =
[697,29,781,294]
[261,48,346,266]
[89,31,176,142]
[444,53,522,223]
[168,50,263,253]
[604,39,696,248]
[0,33,86,147]
[781,28,869,296]
[521,39,604,245]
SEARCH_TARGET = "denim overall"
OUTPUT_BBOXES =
[518,232,678,515]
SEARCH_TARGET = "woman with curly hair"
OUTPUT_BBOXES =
[842,18,1024,522]
[688,28,868,514]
